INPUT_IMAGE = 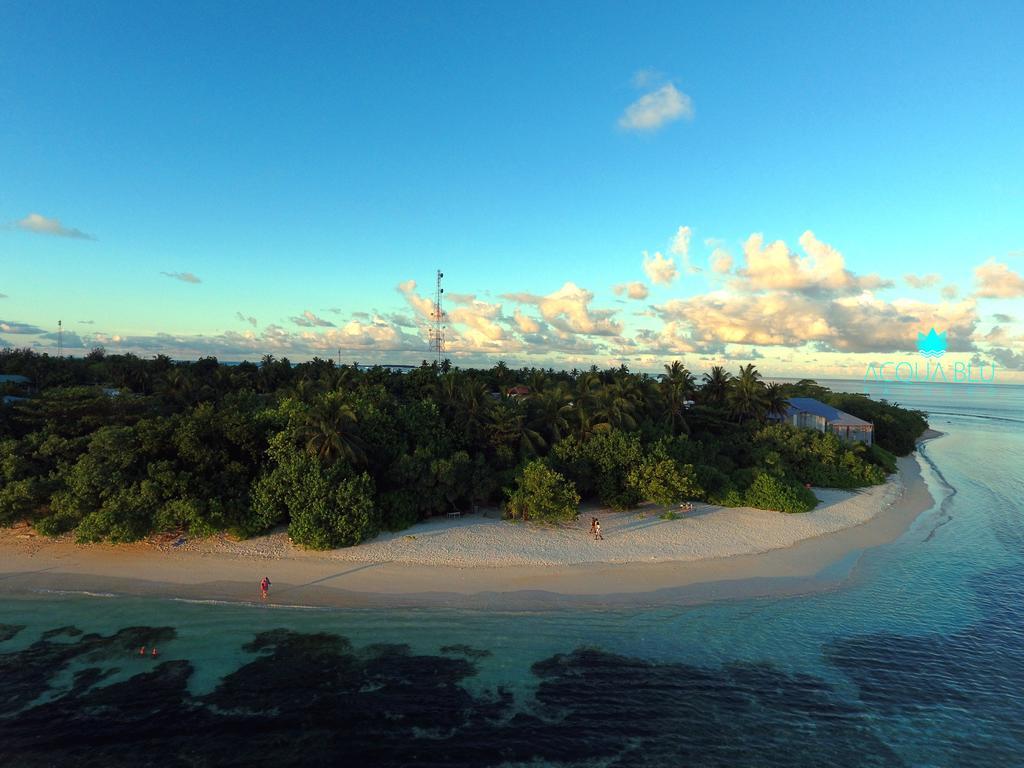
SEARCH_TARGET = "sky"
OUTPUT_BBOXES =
[2,0,1023,380]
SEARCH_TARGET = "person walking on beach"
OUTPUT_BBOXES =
[594,520,603,540]
[260,576,271,600]
[590,517,597,537]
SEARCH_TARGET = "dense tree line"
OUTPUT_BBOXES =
[0,348,927,547]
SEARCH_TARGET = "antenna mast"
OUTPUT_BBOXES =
[57,320,63,358]
[429,269,446,366]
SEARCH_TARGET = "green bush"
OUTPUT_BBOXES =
[551,430,644,510]
[0,478,36,526]
[744,473,817,513]
[287,471,378,549]
[866,443,898,474]
[376,489,420,532]
[752,424,887,489]
[628,457,700,506]
[714,487,746,507]
[504,460,580,522]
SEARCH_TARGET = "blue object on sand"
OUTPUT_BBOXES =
[172,537,186,547]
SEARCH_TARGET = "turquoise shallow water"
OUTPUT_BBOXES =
[1,381,1022,766]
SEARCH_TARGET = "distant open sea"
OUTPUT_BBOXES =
[2,381,1022,766]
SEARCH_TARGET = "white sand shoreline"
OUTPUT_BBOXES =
[164,473,903,569]
[0,442,941,608]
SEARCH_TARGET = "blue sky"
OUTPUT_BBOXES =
[2,1,1023,378]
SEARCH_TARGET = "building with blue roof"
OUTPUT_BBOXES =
[779,397,874,446]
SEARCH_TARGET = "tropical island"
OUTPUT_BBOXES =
[0,348,928,554]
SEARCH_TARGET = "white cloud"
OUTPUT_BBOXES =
[308,318,421,352]
[61,316,428,361]
[513,308,540,334]
[161,271,202,284]
[670,225,701,274]
[828,294,978,353]
[613,282,649,300]
[941,284,959,300]
[655,291,832,347]
[448,300,507,344]
[651,288,979,355]
[642,250,678,285]
[502,282,622,336]
[709,248,733,274]
[736,231,890,294]
[397,280,437,319]
[974,258,1024,298]
[618,83,694,132]
[236,312,258,327]
[904,273,941,289]
[0,320,45,334]
[15,212,95,240]
[671,226,691,257]
[290,310,335,328]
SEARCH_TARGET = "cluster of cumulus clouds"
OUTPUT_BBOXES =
[8,222,1022,375]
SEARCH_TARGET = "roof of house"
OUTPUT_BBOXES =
[785,397,872,427]
[0,374,31,384]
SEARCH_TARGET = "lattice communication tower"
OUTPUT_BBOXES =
[429,269,446,366]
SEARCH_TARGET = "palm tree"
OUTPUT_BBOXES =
[567,372,607,440]
[660,361,696,435]
[491,360,511,388]
[527,369,548,394]
[258,354,282,393]
[764,382,789,422]
[727,364,767,423]
[596,379,638,431]
[488,400,546,459]
[456,376,493,447]
[527,385,572,445]
[572,397,610,442]
[663,360,685,386]
[291,376,324,404]
[300,397,365,466]
[701,366,733,406]
[159,368,195,406]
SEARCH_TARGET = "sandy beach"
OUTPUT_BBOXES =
[0,446,939,609]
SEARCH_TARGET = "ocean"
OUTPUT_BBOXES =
[1,380,1022,767]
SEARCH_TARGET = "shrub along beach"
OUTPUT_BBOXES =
[0,349,927,551]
